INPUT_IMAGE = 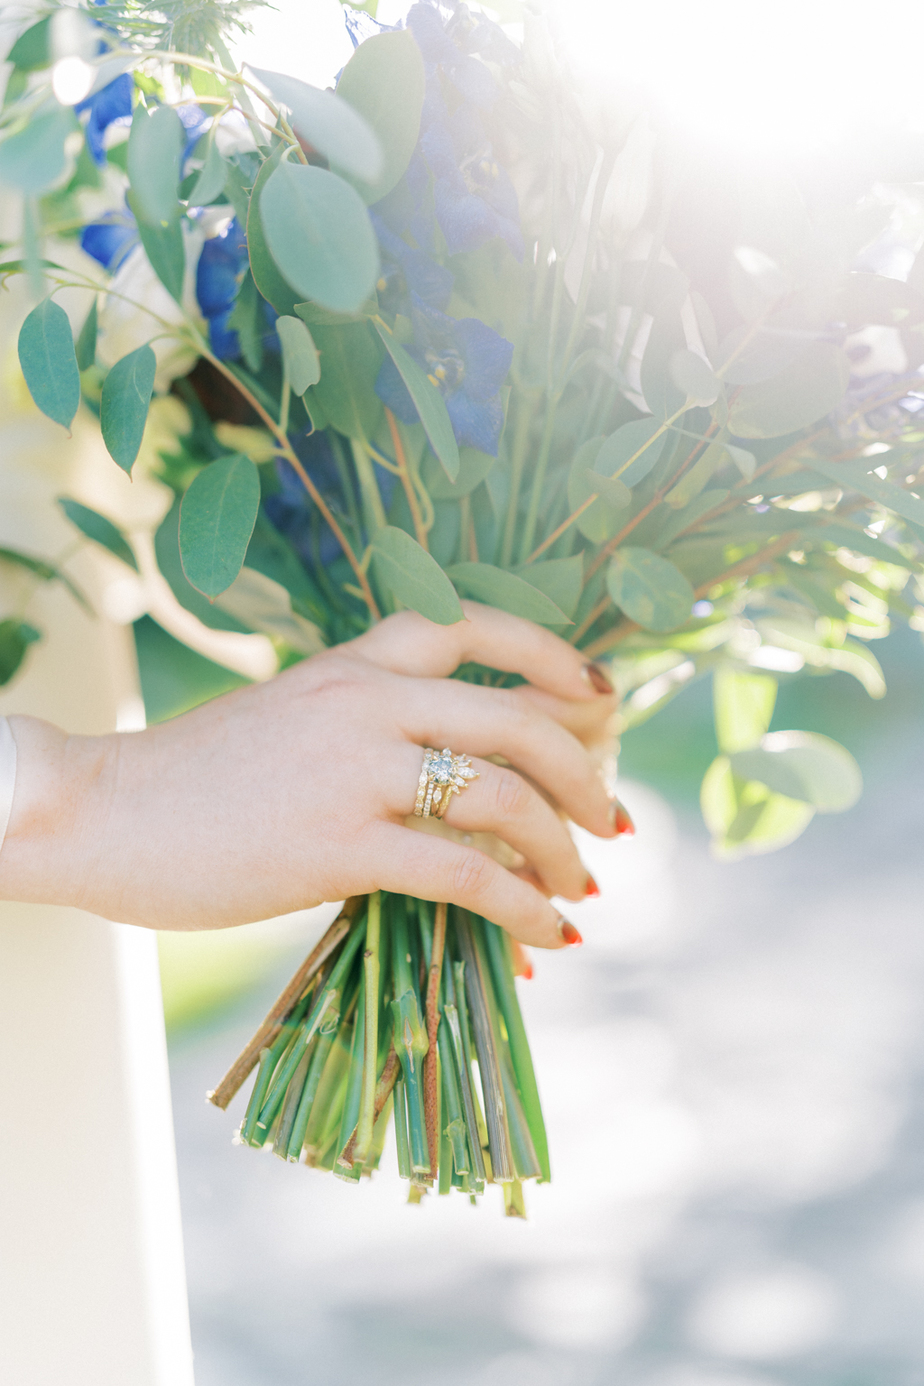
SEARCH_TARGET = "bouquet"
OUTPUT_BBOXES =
[4,0,923,1213]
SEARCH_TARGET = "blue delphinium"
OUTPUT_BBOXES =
[74,71,133,165]
[264,441,350,570]
[373,213,453,316]
[196,216,249,358]
[81,204,138,271]
[376,292,512,454]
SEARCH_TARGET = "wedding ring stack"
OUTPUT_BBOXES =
[414,747,478,819]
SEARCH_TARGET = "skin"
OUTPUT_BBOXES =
[0,603,619,949]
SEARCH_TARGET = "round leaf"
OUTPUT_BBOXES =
[607,546,694,632]
[247,145,301,317]
[276,315,321,395]
[57,497,138,571]
[100,344,156,476]
[372,526,463,625]
[261,160,379,314]
[18,298,80,430]
[447,562,570,626]
[0,102,75,193]
[334,30,425,203]
[596,418,668,486]
[728,342,849,439]
[179,455,262,599]
[248,67,382,184]
[669,348,721,406]
[729,730,862,812]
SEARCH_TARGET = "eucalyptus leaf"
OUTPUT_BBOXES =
[665,442,728,508]
[728,343,849,439]
[188,130,228,206]
[669,348,721,406]
[0,546,91,614]
[127,104,184,229]
[729,731,862,812]
[808,457,924,533]
[0,618,41,687]
[0,102,75,193]
[18,298,80,431]
[515,556,584,621]
[717,326,809,385]
[155,499,249,632]
[713,666,777,754]
[374,320,459,480]
[100,343,156,476]
[57,497,138,571]
[261,159,379,314]
[75,299,97,371]
[568,457,631,543]
[213,566,325,654]
[248,66,382,183]
[447,563,570,625]
[7,16,52,69]
[127,190,185,302]
[334,30,425,203]
[421,445,494,500]
[607,546,694,631]
[304,321,382,440]
[701,754,815,856]
[654,489,729,548]
[247,146,300,316]
[179,455,262,598]
[372,526,463,625]
[276,315,321,395]
[596,417,668,486]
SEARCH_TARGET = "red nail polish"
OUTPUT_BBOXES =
[612,801,635,836]
[584,874,601,899]
[557,917,582,946]
[582,661,614,695]
[521,963,534,981]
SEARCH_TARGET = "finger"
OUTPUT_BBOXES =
[366,822,581,950]
[345,602,615,703]
[386,751,591,901]
[515,682,619,748]
[399,680,615,837]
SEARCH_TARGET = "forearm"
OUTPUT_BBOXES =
[0,716,117,915]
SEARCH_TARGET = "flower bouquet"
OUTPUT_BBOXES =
[5,0,924,1213]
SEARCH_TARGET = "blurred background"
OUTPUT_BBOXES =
[153,1,924,1381]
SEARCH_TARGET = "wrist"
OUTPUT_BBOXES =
[0,716,117,913]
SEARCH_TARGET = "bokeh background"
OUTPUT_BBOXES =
[152,2,924,1381]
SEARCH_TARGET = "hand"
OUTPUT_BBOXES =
[0,604,619,948]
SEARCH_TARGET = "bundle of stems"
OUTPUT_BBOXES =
[208,892,549,1215]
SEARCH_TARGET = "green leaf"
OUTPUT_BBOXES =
[0,102,76,194]
[373,320,459,480]
[808,457,924,533]
[134,615,249,726]
[665,442,729,508]
[727,342,849,438]
[155,498,249,632]
[276,315,321,395]
[75,299,98,371]
[701,754,815,857]
[654,488,729,549]
[568,450,631,542]
[100,344,156,476]
[717,327,808,385]
[57,497,138,571]
[227,271,264,374]
[595,417,668,486]
[713,666,777,754]
[7,16,52,70]
[248,67,383,184]
[127,104,184,228]
[515,556,584,621]
[178,455,262,598]
[187,129,228,206]
[303,320,382,440]
[372,526,463,625]
[669,348,721,406]
[447,562,570,625]
[641,314,687,418]
[213,567,325,654]
[18,298,80,430]
[334,30,425,203]
[755,616,887,698]
[0,619,41,686]
[607,546,694,632]
[261,158,379,314]
[0,546,91,614]
[729,731,862,812]
[421,445,494,500]
[127,190,185,303]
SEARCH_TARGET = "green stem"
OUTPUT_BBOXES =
[285,1001,341,1161]
[353,892,381,1166]
[483,923,551,1182]
[455,913,514,1183]
[393,1079,411,1180]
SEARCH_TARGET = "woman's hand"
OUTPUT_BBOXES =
[0,603,620,948]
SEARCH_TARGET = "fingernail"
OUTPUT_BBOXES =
[584,873,600,899]
[521,963,534,980]
[610,799,635,836]
[556,915,582,946]
[509,938,533,979]
[581,661,614,695]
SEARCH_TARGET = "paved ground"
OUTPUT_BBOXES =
[167,644,924,1386]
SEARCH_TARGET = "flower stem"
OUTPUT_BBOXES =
[424,901,447,1174]
[353,892,382,1166]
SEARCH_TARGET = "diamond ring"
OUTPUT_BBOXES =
[413,747,478,819]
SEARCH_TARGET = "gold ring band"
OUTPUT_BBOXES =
[413,747,478,819]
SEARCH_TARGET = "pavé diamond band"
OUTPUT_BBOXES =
[413,747,478,819]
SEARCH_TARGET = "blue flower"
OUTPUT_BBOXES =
[81,204,138,271]
[264,439,351,570]
[372,213,453,315]
[196,217,249,358]
[375,292,512,454]
[74,71,133,165]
